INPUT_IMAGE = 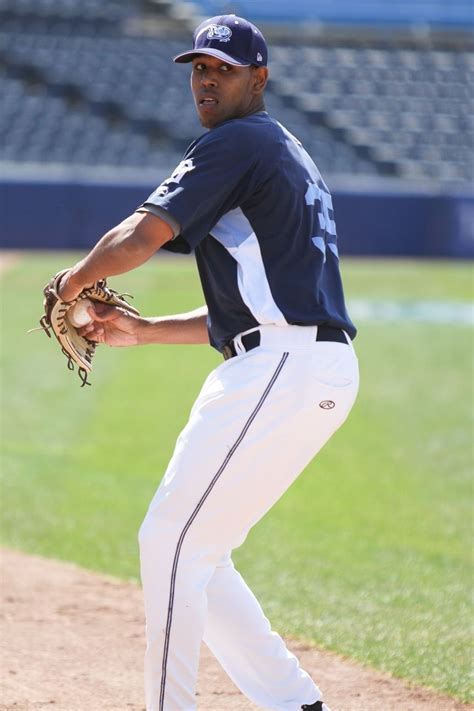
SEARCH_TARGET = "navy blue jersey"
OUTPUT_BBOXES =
[142,111,356,351]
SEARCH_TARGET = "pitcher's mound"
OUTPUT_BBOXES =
[0,549,467,710]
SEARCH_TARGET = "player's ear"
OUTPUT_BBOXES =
[251,67,269,94]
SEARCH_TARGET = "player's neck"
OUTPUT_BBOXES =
[236,99,267,122]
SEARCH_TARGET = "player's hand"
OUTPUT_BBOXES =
[79,302,143,347]
[57,268,93,302]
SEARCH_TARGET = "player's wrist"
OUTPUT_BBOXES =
[135,317,160,345]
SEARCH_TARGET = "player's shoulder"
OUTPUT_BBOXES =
[219,111,282,144]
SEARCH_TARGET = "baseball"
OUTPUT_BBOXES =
[69,298,94,327]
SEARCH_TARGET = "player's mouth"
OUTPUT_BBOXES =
[196,93,223,126]
[199,95,219,110]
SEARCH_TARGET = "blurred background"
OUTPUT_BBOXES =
[0,0,473,256]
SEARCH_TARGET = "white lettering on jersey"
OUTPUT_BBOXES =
[277,121,338,261]
[170,159,195,183]
[152,159,195,199]
[305,181,336,237]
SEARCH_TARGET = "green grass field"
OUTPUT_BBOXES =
[1,254,472,702]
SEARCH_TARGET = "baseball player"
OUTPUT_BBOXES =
[58,15,359,711]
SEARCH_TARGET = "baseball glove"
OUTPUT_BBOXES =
[39,269,139,386]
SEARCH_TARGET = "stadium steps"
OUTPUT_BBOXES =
[191,0,474,28]
[0,0,135,23]
[0,72,183,169]
[272,84,398,176]
[1,13,471,183]
[140,0,202,23]
[269,44,473,183]
[0,39,189,156]
[0,25,378,178]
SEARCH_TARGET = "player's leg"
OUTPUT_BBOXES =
[140,361,281,711]
[204,553,321,709]
[200,339,358,710]
[139,336,358,710]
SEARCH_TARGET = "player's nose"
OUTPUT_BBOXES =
[200,69,218,87]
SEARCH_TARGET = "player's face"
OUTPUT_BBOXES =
[191,55,267,128]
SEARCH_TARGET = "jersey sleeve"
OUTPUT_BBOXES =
[141,123,264,251]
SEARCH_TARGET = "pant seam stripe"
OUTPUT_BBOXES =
[158,352,289,710]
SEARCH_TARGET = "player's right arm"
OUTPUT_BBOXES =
[59,212,174,302]
[79,303,209,347]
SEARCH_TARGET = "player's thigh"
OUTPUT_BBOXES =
[143,346,357,547]
[144,351,291,522]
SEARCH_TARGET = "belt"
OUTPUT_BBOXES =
[222,325,348,360]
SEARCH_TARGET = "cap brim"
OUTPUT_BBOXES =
[173,48,251,66]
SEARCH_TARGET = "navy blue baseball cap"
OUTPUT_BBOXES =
[173,15,268,67]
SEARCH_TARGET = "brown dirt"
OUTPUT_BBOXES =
[0,252,20,276]
[1,550,470,711]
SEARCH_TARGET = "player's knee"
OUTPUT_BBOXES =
[138,509,182,558]
[137,515,149,550]
[138,510,162,555]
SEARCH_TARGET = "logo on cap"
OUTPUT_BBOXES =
[256,52,263,62]
[206,24,232,42]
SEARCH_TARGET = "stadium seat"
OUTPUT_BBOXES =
[190,0,473,28]
[0,3,472,184]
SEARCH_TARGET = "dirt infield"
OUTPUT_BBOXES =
[0,252,20,276]
[0,549,469,711]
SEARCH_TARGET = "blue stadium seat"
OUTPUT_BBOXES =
[0,76,179,169]
[192,0,473,28]
[1,15,472,183]
[0,0,134,22]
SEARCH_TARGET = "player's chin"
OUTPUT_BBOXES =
[197,113,218,129]
[196,105,223,128]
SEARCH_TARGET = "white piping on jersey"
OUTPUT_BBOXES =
[210,208,288,326]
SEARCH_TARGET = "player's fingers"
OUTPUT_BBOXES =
[58,270,93,302]
[77,322,104,340]
[87,303,120,322]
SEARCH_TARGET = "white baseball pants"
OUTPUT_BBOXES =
[139,324,359,710]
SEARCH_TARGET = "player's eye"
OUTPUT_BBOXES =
[193,62,230,73]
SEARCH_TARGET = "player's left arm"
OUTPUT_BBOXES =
[59,212,173,302]
[79,304,210,347]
